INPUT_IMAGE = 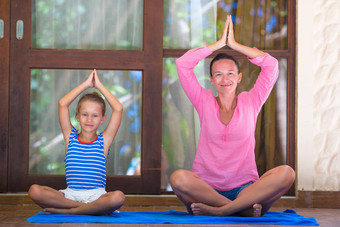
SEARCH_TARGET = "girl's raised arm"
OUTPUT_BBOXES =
[93,70,123,157]
[58,71,94,149]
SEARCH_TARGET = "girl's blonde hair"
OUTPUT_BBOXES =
[76,92,106,116]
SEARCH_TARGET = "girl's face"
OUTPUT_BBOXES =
[210,59,242,95]
[76,100,106,134]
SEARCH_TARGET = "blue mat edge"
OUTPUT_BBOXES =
[27,209,319,225]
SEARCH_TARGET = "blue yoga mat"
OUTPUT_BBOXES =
[27,209,319,225]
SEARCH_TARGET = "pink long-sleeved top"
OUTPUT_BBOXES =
[176,46,279,191]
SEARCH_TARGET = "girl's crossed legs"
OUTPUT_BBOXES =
[28,184,125,215]
[170,165,295,217]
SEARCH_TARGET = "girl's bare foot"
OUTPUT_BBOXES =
[43,208,73,215]
[43,207,112,216]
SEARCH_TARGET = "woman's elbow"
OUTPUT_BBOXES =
[176,57,185,68]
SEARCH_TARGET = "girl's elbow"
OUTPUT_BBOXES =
[116,103,123,113]
[58,99,67,108]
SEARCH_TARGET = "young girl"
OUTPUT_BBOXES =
[170,15,295,217]
[28,69,125,215]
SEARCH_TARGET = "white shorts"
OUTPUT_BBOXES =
[59,187,107,203]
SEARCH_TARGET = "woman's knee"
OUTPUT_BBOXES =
[170,169,186,186]
[278,165,295,185]
[169,169,194,191]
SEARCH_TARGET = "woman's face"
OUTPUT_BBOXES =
[210,59,242,95]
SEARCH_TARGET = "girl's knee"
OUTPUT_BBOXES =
[28,184,42,200]
[108,190,125,205]
[116,190,125,203]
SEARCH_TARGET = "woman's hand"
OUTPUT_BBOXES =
[207,15,237,52]
[210,15,265,58]
[225,15,236,48]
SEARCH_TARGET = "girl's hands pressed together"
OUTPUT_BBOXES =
[92,69,104,90]
[85,70,95,88]
[85,69,105,89]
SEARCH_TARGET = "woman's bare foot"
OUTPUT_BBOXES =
[253,203,262,217]
[191,203,222,216]
[239,203,262,217]
[191,203,262,217]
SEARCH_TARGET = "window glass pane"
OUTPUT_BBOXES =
[32,0,143,50]
[162,57,287,190]
[164,0,287,50]
[29,69,142,176]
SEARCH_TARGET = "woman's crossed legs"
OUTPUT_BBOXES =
[170,165,295,217]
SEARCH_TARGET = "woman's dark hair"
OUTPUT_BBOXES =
[209,53,240,77]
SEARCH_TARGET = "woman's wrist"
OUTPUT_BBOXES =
[227,40,240,51]
[207,39,225,52]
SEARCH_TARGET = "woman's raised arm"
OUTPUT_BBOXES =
[208,15,266,59]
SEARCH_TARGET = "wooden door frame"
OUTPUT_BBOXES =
[0,0,10,192]
[8,0,163,193]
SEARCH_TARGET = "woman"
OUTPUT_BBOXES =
[170,15,295,217]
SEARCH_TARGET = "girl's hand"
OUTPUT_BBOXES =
[93,69,104,89]
[85,70,95,88]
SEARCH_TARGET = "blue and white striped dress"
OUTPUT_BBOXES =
[65,127,107,190]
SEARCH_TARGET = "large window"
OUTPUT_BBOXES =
[1,0,295,194]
